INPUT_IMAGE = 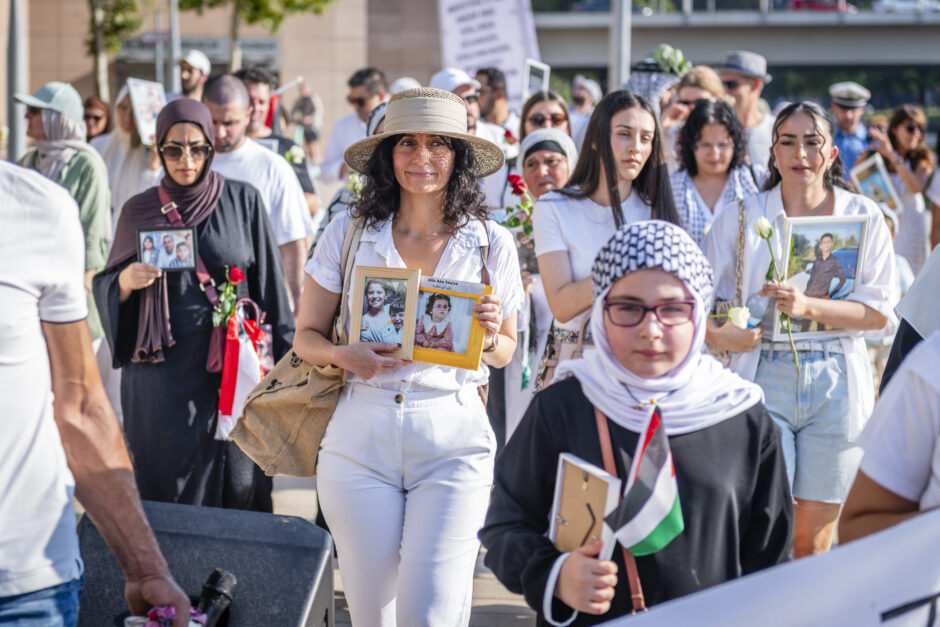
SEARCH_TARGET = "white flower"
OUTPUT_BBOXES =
[754,217,773,239]
[728,306,751,329]
[286,145,305,164]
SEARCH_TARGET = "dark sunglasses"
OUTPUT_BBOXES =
[722,80,742,90]
[347,96,368,108]
[676,99,697,106]
[527,113,567,127]
[26,106,42,116]
[461,93,479,104]
[84,114,103,122]
[159,144,213,161]
[903,124,924,134]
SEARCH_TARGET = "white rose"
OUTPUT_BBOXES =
[754,217,773,240]
[728,306,751,329]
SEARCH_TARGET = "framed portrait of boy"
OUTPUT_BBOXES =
[348,266,421,360]
[137,227,197,271]
[411,277,494,371]
[773,215,869,341]
[850,153,902,214]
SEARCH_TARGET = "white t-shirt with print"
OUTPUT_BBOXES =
[0,161,86,596]
[859,331,940,511]
[211,139,312,245]
[305,212,524,392]
[533,189,652,331]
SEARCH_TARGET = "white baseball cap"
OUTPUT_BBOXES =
[178,50,211,76]
[429,68,480,94]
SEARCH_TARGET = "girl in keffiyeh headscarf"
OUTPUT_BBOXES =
[481,220,792,626]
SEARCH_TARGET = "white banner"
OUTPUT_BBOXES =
[437,0,541,112]
[605,507,940,626]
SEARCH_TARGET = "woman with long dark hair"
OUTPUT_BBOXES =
[670,99,761,245]
[294,87,523,626]
[703,101,897,557]
[865,104,934,275]
[532,90,678,388]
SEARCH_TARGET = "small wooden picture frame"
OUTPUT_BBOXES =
[349,266,421,360]
[411,276,493,371]
[549,453,622,560]
[137,227,197,272]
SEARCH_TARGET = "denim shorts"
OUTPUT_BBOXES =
[754,346,862,503]
[0,577,82,627]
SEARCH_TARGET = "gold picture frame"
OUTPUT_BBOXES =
[349,266,421,360]
[411,276,493,371]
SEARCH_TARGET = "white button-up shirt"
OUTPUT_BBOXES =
[702,185,899,439]
[305,211,524,391]
[320,112,367,184]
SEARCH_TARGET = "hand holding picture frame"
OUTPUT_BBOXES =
[772,215,869,341]
[850,153,902,214]
[349,266,421,360]
[412,276,494,371]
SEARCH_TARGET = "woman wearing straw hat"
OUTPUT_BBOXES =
[295,87,523,626]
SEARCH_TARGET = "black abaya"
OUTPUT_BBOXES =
[94,179,294,512]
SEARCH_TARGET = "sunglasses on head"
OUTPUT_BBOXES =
[347,96,368,108]
[159,144,213,161]
[722,80,742,90]
[527,113,567,127]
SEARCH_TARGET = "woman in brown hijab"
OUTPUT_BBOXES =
[93,98,293,511]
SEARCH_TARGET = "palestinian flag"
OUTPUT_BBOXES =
[604,408,684,556]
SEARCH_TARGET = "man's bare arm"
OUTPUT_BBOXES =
[42,320,190,627]
[279,239,307,314]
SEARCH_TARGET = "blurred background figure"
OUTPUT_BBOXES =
[719,50,774,170]
[389,76,421,95]
[83,95,112,141]
[568,74,601,149]
[320,66,388,184]
[829,81,871,178]
[660,66,726,172]
[476,66,520,140]
[171,49,211,102]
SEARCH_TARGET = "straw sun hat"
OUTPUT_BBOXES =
[343,87,505,178]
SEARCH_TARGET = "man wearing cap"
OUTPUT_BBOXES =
[0,160,190,625]
[720,50,774,169]
[320,67,388,184]
[172,50,211,102]
[569,74,601,148]
[15,81,110,352]
[830,81,871,178]
[476,67,521,141]
[430,67,508,209]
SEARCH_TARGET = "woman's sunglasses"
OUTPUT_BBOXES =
[527,113,566,127]
[159,144,213,161]
[903,123,925,135]
[84,114,103,122]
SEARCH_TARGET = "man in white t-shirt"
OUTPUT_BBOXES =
[0,161,188,624]
[320,67,388,184]
[720,50,774,169]
[203,74,311,310]
[430,67,510,210]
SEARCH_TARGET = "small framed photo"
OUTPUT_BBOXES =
[773,215,869,341]
[522,58,551,101]
[349,266,421,359]
[412,277,494,371]
[137,227,197,271]
[126,78,167,146]
[850,153,902,214]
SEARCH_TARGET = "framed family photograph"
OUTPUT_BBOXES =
[773,215,869,341]
[126,77,167,146]
[411,277,493,371]
[137,227,197,271]
[348,266,421,360]
[522,58,551,101]
[850,153,902,214]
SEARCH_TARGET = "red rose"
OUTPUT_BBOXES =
[228,267,245,285]
[507,174,526,196]
[504,128,517,144]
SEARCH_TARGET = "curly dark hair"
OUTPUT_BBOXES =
[425,293,452,315]
[354,134,488,231]
[562,90,679,228]
[763,101,852,192]
[676,100,747,176]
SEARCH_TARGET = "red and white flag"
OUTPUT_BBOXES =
[216,306,265,441]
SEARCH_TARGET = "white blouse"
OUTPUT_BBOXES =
[305,211,524,392]
[702,185,899,439]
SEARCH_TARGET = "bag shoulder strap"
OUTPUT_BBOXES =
[332,215,365,345]
[733,196,747,306]
[158,187,219,307]
[478,218,491,285]
[594,406,647,614]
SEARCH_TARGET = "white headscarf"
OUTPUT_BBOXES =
[93,85,161,230]
[30,108,101,181]
[555,220,763,435]
[897,245,940,339]
[515,127,578,173]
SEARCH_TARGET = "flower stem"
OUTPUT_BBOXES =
[785,318,801,376]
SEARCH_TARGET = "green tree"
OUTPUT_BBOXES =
[87,0,142,101]
[179,0,337,71]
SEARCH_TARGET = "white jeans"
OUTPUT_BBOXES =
[317,383,496,627]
